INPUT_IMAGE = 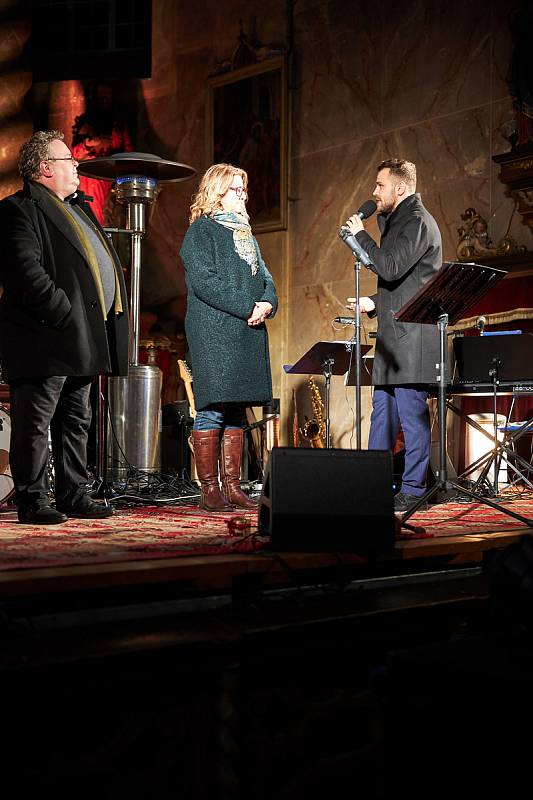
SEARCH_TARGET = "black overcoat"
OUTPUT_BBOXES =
[0,181,129,381]
[180,216,278,410]
[355,193,442,385]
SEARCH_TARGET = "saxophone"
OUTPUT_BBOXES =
[301,376,326,448]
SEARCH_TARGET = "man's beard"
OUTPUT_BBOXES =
[375,194,395,214]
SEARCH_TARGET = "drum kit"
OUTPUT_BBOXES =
[0,151,196,507]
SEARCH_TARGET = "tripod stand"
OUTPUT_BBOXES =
[396,261,533,528]
[456,359,508,496]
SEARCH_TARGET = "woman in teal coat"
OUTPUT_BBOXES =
[180,163,278,512]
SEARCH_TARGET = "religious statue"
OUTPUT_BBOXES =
[456,208,526,261]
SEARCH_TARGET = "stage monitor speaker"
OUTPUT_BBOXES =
[259,448,395,558]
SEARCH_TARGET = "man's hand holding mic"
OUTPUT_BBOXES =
[345,214,364,235]
[344,199,376,234]
[346,296,375,314]
[338,200,377,266]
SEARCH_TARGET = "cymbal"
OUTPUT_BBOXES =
[77,151,196,183]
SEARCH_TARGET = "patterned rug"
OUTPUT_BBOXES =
[0,504,260,571]
[398,492,533,540]
[0,492,532,571]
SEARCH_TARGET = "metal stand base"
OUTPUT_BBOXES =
[450,402,533,494]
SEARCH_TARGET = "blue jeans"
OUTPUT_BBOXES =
[193,403,246,431]
[368,386,430,496]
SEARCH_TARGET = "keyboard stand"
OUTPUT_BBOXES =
[502,418,533,489]
[445,395,533,492]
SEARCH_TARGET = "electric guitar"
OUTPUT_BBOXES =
[177,358,198,477]
[177,359,196,419]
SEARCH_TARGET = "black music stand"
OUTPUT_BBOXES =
[452,334,533,493]
[284,341,371,448]
[345,356,374,387]
[396,261,533,527]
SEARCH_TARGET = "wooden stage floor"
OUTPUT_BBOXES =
[2,494,532,799]
[0,495,532,608]
[2,495,533,800]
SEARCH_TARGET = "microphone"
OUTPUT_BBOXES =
[475,316,487,334]
[355,199,378,220]
[339,228,373,266]
[338,200,377,266]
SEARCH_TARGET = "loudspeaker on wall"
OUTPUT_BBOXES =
[258,448,395,558]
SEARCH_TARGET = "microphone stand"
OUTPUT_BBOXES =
[338,215,375,450]
[352,256,363,449]
[92,374,117,500]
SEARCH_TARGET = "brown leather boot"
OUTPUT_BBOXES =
[220,428,258,509]
[192,429,234,512]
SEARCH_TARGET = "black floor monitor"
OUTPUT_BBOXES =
[259,448,395,559]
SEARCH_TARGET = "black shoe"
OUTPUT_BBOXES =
[18,505,68,525]
[56,494,114,519]
[394,492,427,513]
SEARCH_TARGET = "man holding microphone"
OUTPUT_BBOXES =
[344,159,442,512]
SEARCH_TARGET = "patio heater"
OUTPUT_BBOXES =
[78,152,196,487]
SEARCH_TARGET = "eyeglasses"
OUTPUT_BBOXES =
[229,186,247,198]
[46,156,77,163]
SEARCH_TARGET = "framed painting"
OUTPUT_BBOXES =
[207,56,287,233]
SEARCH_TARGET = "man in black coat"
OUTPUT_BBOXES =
[346,158,442,513]
[0,130,129,524]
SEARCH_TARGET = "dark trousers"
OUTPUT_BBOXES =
[9,376,93,509]
[368,386,430,497]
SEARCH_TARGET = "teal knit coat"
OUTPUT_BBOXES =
[179,216,278,410]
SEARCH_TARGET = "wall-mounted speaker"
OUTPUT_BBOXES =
[32,0,152,81]
[259,448,395,558]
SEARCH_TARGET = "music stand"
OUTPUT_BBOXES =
[396,261,533,527]
[284,341,371,447]
[452,334,533,493]
[344,356,374,387]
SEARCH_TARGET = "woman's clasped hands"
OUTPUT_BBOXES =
[247,301,272,326]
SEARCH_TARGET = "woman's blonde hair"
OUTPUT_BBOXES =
[189,163,248,223]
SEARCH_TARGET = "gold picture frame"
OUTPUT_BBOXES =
[207,56,287,233]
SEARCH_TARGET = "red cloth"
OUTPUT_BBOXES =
[462,275,533,319]
[73,127,133,224]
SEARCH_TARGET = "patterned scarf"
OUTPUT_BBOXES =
[211,210,259,276]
